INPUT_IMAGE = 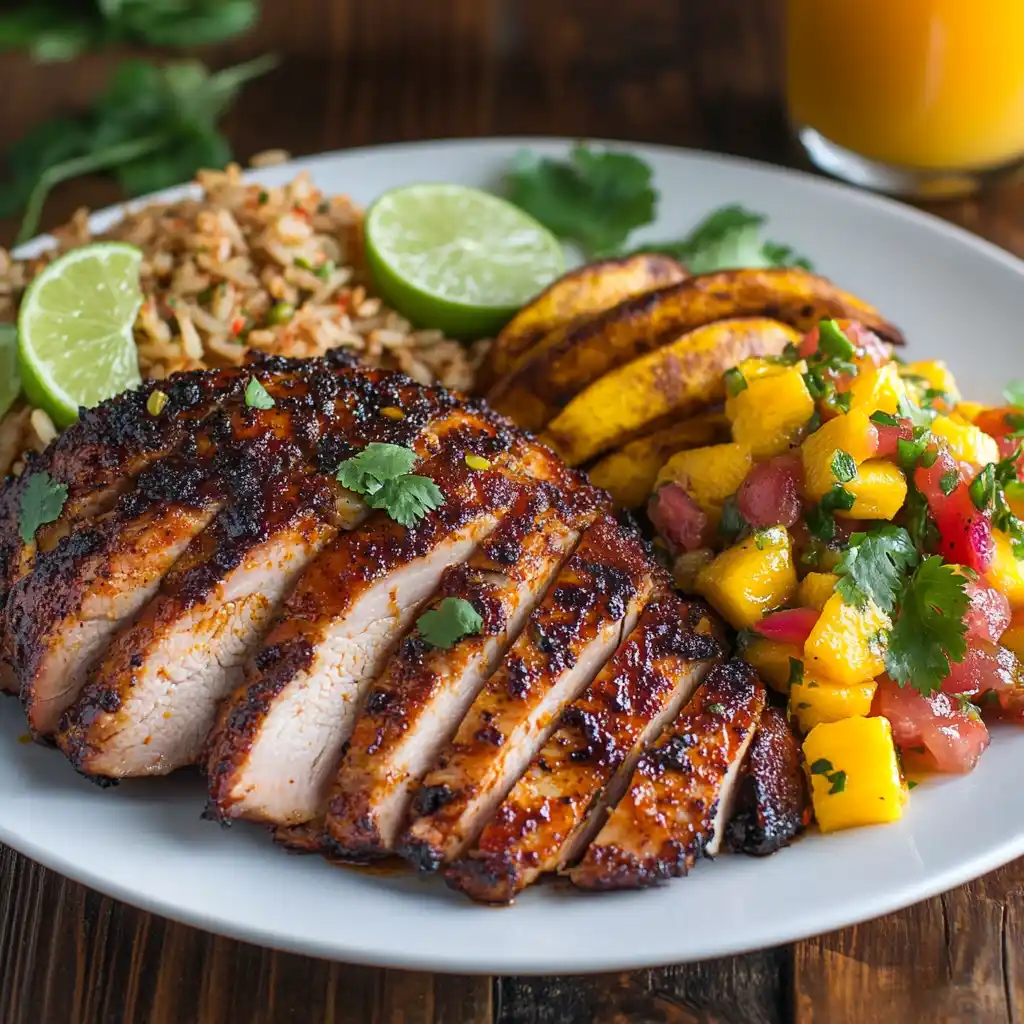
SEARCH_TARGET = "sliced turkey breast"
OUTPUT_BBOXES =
[323,499,585,859]
[570,659,766,890]
[725,705,809,856]
[446,594,723,903]
[398,513,657,872]
[204,418,585,828]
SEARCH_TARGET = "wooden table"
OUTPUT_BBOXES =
[2,2,1024,1020]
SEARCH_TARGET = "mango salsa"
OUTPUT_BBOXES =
[727,367,814,460]
[789,672,877,732]
[743,638,802,693]
[846,361,906,417]
[801,408,878,500]
[839,459,907,520]
[804,592,890,686]
[985,530,1024,609]
[930,414,999,469]
[797,572,839,611]
[905,359,960,404]
[803,717,906,833]
[695,526,796,629]
[656,442,751,526]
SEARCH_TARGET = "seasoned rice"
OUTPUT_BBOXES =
[0,161,490,477]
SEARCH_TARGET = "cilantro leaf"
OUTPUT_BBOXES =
[368,475,444,528]
[885,557,969,695]
[1004,380,1024,408]
[505,144,656,257]
[417,596,484,650]
[834,525,919,613]
[336,443,419,497]
[244,377,275,410]
[18,470,67,544]
[831,449,857,483]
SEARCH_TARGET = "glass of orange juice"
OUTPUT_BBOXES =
[787,0,1024,197]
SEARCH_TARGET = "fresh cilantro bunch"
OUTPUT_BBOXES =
[3,54,277,245]
[18,470,67,544]
[0,1,259,62]
[417,597,484,650]
[335,442,444,529]
[505,145,813,271]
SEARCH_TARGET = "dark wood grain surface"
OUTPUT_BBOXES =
[2,1,1024,1021]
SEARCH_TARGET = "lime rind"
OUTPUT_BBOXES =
[364,183,565,338]
[18,242,144,426]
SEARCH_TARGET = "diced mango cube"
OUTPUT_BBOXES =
[985,530,1024,609]
[797,572,839,611]
[743,638,802,693]
[846,361,907,417]
[905,360,960,405]
[801,409,878,500]
[727,367,815,460]
[789,672,877,732]
[931,414,999,469]
[695,526,797,629]
[656,442,752,526]
[804,591,890,686]
[803,717,906,832]
[953,401,987,424]
[837,459,908,520]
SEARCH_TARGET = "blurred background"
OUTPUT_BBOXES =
[0,0,796,244]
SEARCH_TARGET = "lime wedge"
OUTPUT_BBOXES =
[0,325,21,420]
[364,184,565,338]
[18,242,143,427]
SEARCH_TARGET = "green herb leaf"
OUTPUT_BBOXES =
[885,556,970,696]
[897,434,931,470]
[817,319,856,360]
[336,442,420,497]
[244,377,275,410]
[870,411,899,427]
[1004,380,1024,408]
[788,657,804,685]
[717,495,747,542]
[706,702,726,714]
[18,470,67,544]
[827,770,847,794]
[898,393,937,430]
[367,474,445,528]
[724,367,748,398]
[809,758,834,775]
[416,596,483,650]
[939,468,959,496]
[505,144,656,257]
[835,525,919,613]
[821,484,856,514]
[831,449,857,484]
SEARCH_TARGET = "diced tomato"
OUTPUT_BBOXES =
[963,583,1011,643]
[753,607,820,646]
[876,678,990,773]
[914,448,994,572]
[736,453,804,528]
[647,483,710,553]
[874,417,915,459]
[940,638,1017,696]
[797,325,820,358]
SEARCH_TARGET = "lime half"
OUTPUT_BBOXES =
[364,184,565,338]
[18,242,143,426]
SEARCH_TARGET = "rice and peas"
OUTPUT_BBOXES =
[0,157,489,478]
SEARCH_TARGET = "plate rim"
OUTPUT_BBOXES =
[7,135,1024,974]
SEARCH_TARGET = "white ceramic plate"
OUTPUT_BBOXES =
[6,139,1024,975]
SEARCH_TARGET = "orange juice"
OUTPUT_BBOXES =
[787,0,1024,171]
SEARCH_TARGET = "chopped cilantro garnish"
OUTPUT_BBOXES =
[718,496,747,542]
[870,411,899,427]
[18,471,67,544]
[822,484,856,513]
[724,367,748,398]
[835,525,919,613]
[817,319,856,359]
[827,770,847,795]
[831,449,857,483]
[939,468,959,496]
[809,758,833,775]
[244,377,275,410]
[706,702,726,715]
[885,557,970,696]
[897,393,936,429]
[336,442,444,528]
[366,475,445,528]
[896,433,931,470]
[788,658,804,685]
[416,597,483,649]
[907,780,918,790]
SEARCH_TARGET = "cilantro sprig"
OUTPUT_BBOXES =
[835,526,919,612]
[335,442,444,528]
[416,597,483,650]
[884,557,970,696]
[505,145,812,269]
[18,470,67,544]
[244,377,275,410]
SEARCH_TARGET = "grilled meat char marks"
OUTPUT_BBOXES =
[399,513,657,872]
[570,659,766,891]
[56,367,483,777]
[323,497,587,859]
[725,705,809,856]
[447,595,723,903]
[204,414,587,829]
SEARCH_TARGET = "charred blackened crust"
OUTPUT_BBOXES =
[725,704,809,856]
[570,658,765,891]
